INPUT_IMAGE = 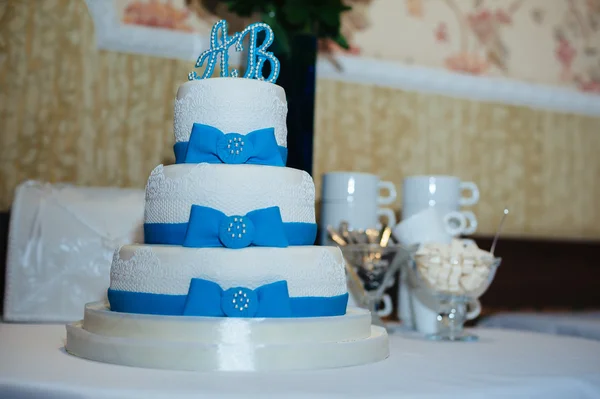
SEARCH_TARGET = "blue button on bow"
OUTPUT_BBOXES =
[175,123,284,166]
[182,278,292,318]
[182,205,289,249]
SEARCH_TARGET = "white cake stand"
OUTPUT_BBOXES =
[65,301,389,371]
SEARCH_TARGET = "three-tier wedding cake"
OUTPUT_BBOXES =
[65,20,389,371]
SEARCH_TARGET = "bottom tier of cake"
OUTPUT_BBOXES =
[109,244,349,317]
[65,302,389,371]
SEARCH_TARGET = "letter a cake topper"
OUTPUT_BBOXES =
[188,20,280,84]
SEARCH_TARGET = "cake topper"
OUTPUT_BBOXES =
[188,20,280,84]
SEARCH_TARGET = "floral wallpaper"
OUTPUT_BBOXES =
[115,0,253,35]
[335,0,600,94]
[119,0,197,32]
[105,0,600,93]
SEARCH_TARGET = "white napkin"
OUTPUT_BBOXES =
[3,180,145,322]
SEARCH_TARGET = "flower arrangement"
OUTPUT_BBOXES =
[218,0,352,56]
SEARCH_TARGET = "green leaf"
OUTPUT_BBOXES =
[317,0,351,12]
[282,2,310,26]
[318,8,341,27]
[222,0,270,16]
[222,0,353,44]
[226,4,258,16]
[332,33,349,49]
[285,0,306,6]
[319,3,351,24]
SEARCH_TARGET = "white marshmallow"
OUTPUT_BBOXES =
[414,240,496,295]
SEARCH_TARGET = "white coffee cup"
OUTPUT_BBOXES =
[320,202,396,233]
[393,207,469,246]
[402,175,479,220]
[319,172,397,244]
[429,206,478,236]
[322,172,397,205]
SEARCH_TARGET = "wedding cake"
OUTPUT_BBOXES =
[65,20,389,371]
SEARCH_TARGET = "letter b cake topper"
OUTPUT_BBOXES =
[188,20,280,84]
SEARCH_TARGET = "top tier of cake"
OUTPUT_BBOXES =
[174,78,288,150]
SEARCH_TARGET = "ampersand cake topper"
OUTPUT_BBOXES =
[188,20,280,84]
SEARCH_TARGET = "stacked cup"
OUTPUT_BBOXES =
[319,172,397,246]
[401,175,479,235]
[394,175,481,334]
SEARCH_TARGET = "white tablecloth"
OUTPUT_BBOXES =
[480,312,600,341]
[1,323,600,399]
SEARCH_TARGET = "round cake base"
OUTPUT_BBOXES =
[65,302,389,371]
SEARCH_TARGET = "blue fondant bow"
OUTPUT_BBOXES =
[174,123,284,166]
[183,205,289,249]
[183,278,292,318]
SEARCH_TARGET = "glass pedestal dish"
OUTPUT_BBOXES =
[341,243,416,328]
[404,251,501,341]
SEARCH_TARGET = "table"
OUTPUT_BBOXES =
[480,311,600,341]
[1,323,600,398]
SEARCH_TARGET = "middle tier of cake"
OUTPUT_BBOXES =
[108,244,349,317]
[144,163,317,246]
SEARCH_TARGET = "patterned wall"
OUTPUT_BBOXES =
[340,0,600,94]
[1,0,599,240]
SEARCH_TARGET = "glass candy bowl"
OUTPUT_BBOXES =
[405,251,501,342]
[341,244,415,327]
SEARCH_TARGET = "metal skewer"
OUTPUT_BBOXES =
[490,208,509,255]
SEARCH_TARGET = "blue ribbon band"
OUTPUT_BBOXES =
[174,123,287,166]
[145,220,317,246]
[108,286,348,318]
[175,142,288,166]
[182,205,288,249]
[184,279,292,317]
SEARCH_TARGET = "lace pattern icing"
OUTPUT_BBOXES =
[174,82,288,147]
[144,164,315,224]
[110,246,347,297]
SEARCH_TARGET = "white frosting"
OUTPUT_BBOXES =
[144,164,315,224]
[174,78,288,147]
[110,244,348,298]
